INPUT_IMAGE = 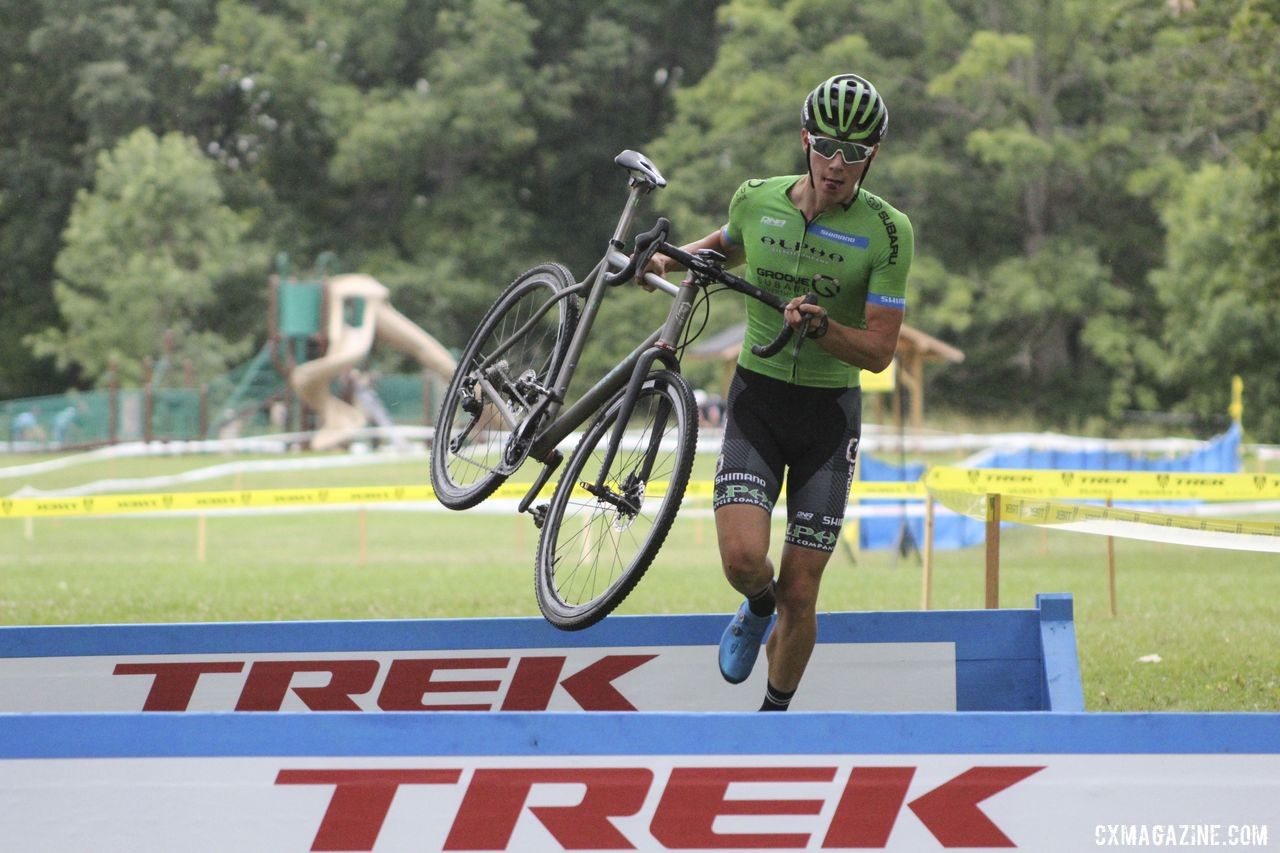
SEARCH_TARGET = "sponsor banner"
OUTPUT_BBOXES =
[0,713,1276,852]
[0,481,927,518]
[0,643,954,713]
[928,466,1280,502]
[931,489,1280,552]
[0,603,1081,713]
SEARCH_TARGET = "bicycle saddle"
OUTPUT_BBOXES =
[614,150,667,188]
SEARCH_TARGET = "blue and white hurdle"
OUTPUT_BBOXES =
[2,594,1277,851]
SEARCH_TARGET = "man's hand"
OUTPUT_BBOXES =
[636,254,676,292]
[784,294,827,336]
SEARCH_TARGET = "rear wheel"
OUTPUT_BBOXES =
[535,369,698,630]
[431,264,578,509]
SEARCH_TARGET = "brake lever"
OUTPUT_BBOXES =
[603,217,671,286]
[750,294,818,359]
[790,293,819,360]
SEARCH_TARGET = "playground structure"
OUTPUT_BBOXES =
[220,254,454,448]
[0,256,456,450]
[284,271,455,450]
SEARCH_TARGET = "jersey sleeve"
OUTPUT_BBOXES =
[722,180,753,246]
[866,209,913,311]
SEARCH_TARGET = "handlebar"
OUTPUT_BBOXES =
[752,292,818,359]
[608,218,811,359]
[602,218,670,286]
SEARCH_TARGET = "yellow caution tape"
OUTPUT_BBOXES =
[930,488,1280,534]
[5,468,1274,520]
[496,479,924,502]
[0,486,437,519]
[1,478,928,519]
[927,466,1280,501]
[930,488,1280,551]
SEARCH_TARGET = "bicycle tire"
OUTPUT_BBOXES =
[431,263,578,510]
[535,369,698,630]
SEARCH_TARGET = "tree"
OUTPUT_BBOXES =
[28,129,262,386]
[1149,162,1277,436]
[1136,0,1280,438]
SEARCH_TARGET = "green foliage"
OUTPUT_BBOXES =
[3,0,1280,437]
[1150,162,1280,436]
[28,129,262,386]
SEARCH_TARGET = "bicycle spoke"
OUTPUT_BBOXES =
[432,265,577,509]
[536,371,698,628]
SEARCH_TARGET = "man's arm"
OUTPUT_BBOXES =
[784,298,903,373]
[639,227,745,287]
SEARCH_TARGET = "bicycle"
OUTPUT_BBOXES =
[430,151,814,631]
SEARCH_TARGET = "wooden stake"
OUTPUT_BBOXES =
[921,493,935,610]
[196,514,207,563]
[1106,495,1117,618]
[357,508,368,566]
[984,493,1000,610]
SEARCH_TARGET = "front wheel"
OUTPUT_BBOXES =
[535,369,698,630]
[431,264,578,509]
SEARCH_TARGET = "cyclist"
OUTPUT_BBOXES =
[643,74,913,710]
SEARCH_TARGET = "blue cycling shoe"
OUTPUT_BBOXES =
[718,599,774,684]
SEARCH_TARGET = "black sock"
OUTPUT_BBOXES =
[747,580,776,618]
[760,682,795,712]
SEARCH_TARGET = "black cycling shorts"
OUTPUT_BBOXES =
[713,366,861,552]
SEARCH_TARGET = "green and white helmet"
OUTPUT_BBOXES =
[802,74,888,144]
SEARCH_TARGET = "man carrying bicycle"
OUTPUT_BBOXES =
[645,74,913,710]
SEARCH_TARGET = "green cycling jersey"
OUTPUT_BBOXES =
[722,175,913,388]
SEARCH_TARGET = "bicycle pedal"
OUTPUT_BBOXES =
[530,504,549,529]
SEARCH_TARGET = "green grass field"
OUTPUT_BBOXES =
[2,450,1277,713]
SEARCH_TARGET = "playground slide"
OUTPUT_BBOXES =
[289,274,455,451]
[373,300,456,378]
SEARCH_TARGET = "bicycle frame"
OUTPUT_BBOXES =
[497,177,694,514]
[460,152,794,520]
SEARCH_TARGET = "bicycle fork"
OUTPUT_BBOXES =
[584,276,697,511]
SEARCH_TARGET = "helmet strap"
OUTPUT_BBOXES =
[843,155,874,210]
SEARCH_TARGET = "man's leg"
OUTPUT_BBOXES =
[764,542,833,696]
[714,503,776,684]
[715,503,774,596]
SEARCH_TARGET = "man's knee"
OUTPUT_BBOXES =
[774,551,828,616]
[775,575,820,618]
[720,542,769,586]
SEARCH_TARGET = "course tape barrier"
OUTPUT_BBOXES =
[0,481,925,519]
[930,488,1280,553]
[926,466,1280,501]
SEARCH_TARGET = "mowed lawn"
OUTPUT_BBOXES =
[1,449,1277,713]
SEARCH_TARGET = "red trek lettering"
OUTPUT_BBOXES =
[377,657,507,711]
[114,661,244,711]
[906,766,1045,848]
[651,767,835,849]
[236,660,379,711]
[115,653,659,712]
[501,656,565,710]
[277,769,460,852]
[445,768,653,851]
[823,766,916,848]
[276,762,1045,851]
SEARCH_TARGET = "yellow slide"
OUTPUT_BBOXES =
[289,274,455,450]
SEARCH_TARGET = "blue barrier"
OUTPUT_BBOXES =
[858,424,1243,550]
[2,593,1277,851]
[1,711,1276,851]
[0,594,1082,713]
